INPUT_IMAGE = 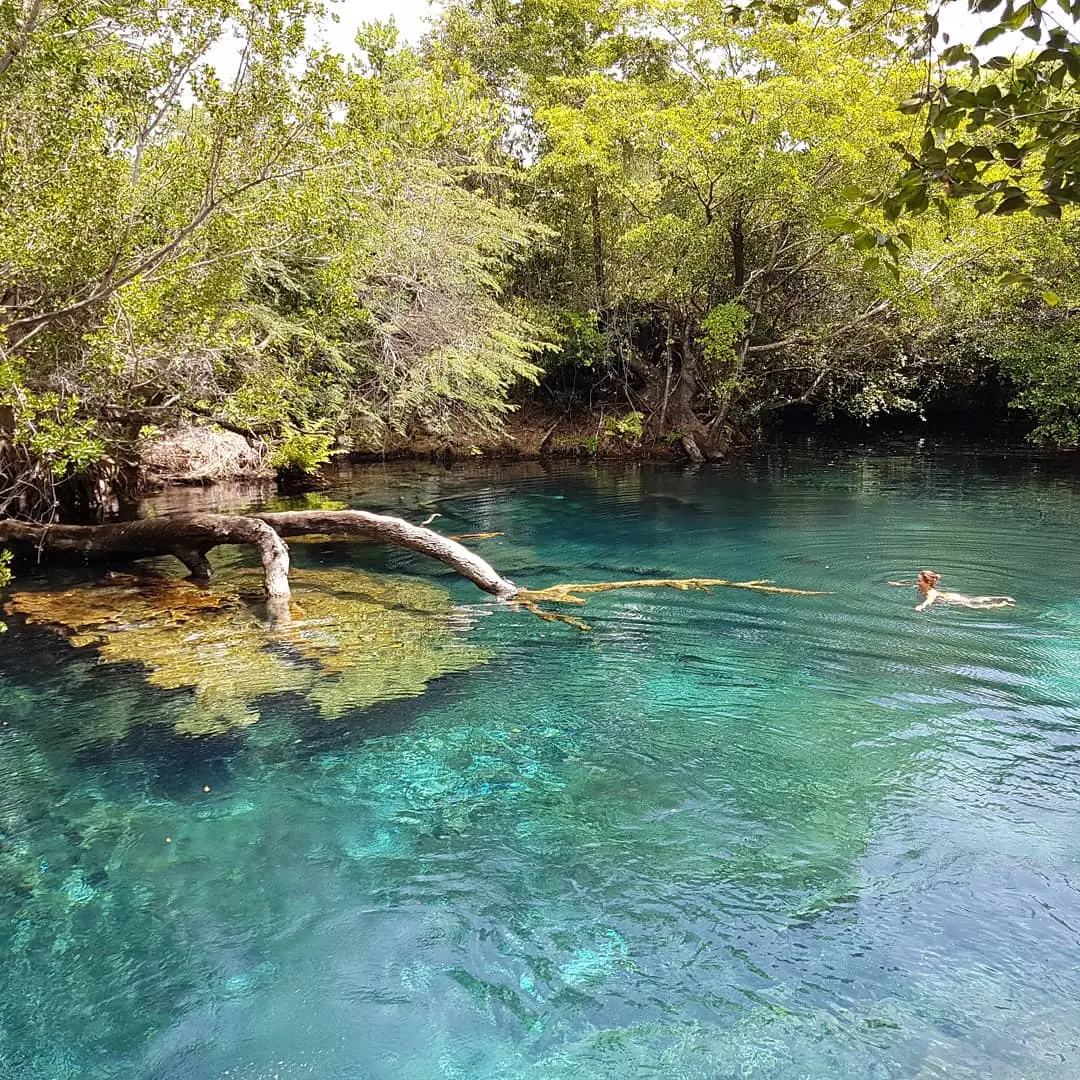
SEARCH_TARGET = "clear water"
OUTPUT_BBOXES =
[2,440,1080,1080]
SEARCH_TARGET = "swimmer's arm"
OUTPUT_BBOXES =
[886,581,914,587]
[914,589,938,612]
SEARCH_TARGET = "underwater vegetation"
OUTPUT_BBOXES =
[5,569,487,736]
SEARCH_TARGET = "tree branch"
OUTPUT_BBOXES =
[0,0,45,79]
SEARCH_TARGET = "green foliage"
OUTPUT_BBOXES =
[1,0,1080,510]
[845,1,1080,223]
[268,428,336,477]
[0,4,548,517]
[602,411,644,440]
[0,361,104,477]
[555,311,606,370]
[700,303,750,403]
[701,306,750,369]
[440,0,953,432]
[996,318,1080,446]
[436,0,1080,444]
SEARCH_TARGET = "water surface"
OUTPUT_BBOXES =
[2,441,1079,1079]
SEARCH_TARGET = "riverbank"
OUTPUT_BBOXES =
[141,411,692,489]
[143,410,1050,493]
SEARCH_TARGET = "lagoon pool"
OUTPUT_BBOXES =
[2,441,1079,1079]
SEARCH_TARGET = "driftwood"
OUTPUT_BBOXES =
[0,511,828,627]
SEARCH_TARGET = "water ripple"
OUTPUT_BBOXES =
[3,445,1080,1079]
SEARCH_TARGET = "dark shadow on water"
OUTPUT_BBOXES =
[278,663,487,753]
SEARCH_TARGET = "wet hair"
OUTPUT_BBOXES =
[917,570,941,587]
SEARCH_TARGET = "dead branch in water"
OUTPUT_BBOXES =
[0,512,828,629]
[513,578,831,630]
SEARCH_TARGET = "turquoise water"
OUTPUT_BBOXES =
[2,441,1080,1079]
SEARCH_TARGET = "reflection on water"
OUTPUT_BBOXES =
[2,439,1080,1079]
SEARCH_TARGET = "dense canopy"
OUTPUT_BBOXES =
[2,0,1080,521]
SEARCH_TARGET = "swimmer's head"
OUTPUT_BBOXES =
[917,569,941,592]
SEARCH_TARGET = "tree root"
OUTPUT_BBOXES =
[511,598,594,630]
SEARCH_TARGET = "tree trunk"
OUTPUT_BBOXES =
[658,311,675,433]
[0,510,832,633]
[0,510,519,622]
[668,318,708,462]
[254,511,515,599]
[731,215,746,294]
[586,167,608,317]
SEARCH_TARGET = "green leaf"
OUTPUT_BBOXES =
[976,24,1008,46]
[823,216,863,234]
[941,44,973,65]
[994,194,1030,214]
[906,188,930,214]
[1041,290,1061,306]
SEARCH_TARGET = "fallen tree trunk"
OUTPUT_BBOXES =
[252,511,516,599]
[0,513,293,595]
[0,510,826,628]
[0,510,518,609]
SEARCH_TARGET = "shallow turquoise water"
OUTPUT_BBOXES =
[2,441,1080,1079]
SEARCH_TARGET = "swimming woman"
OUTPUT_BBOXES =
[888,570,1016,612]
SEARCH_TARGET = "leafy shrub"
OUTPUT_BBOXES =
[995,318,1080,445]
[699,303,750,405]
[269,428,336,478]
[602,411,644,440]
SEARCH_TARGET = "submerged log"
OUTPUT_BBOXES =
[513,578,831,629]
[0,511,827,628]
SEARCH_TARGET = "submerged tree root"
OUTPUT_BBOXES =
[448,531,504,541]
[512,579,832,630]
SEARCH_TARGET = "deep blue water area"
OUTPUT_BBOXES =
[2,440,1080,1079]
